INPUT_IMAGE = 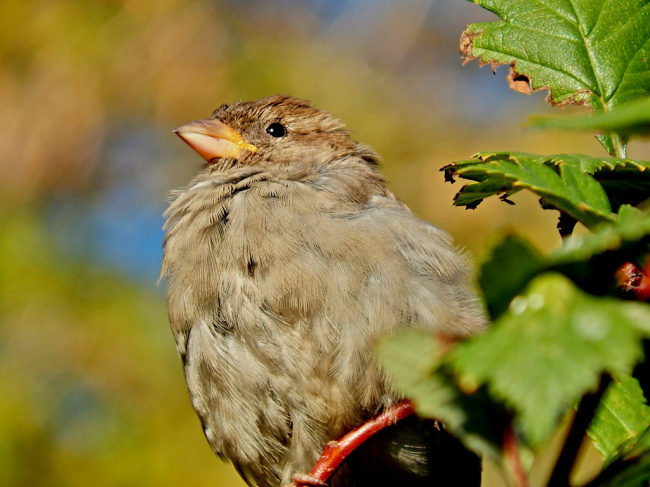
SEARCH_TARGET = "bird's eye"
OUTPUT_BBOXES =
[266,122,286,138]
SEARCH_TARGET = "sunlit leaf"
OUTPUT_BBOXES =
[451,273,650,447]
[478,233,547,319]
[589,375,650,462]
[588,427,650,486]
[446,152,650,221]
[462,0,650,110]
[445,152,614,227]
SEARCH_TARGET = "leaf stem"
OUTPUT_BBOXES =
[504,422,529,487]
[610,133,627,159]
[547,375,611,487]
[294,400,416,486]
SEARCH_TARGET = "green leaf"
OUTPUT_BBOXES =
[544,153,650,211]
[596,133,622,158]
[375,329,507,458]
[445,152,650,220]
[445,152,614,227]
[462,0,650,110]
[553,209,650,265]
[530,97,650,137]
[587,427,650,486]
[589,375,650,462]
[451,273,650,447]
[451,174,522,208]
[618,205,646,224]
[375,328,441,401]
[549,209,650,296]
[543,153,650,175]
[478,233,547,319]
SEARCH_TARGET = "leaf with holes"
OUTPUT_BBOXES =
[444,152,614,227]
[445,152,650,219]
[462,0,650,110]
[462,0,650,155]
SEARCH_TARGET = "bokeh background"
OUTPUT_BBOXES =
[2,1,648,486]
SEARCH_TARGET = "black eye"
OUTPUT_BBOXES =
[266,122,286,138]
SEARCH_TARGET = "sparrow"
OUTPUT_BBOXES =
[161,94,485,487]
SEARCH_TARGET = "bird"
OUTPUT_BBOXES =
[161,94,485,487]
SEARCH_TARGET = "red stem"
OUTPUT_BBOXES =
[294,400,416,486]
[503,422,529,487]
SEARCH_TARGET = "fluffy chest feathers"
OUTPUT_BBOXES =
[162,159,396,336]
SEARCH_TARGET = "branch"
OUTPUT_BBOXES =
[547,375,611,487]
[293,400,416,486]
[504,422,529,487]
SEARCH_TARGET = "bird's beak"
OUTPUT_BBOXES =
[174,118,258,163]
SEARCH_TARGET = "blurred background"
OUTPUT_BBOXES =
[2,1,648,486]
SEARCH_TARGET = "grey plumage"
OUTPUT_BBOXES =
[161,94,484,486]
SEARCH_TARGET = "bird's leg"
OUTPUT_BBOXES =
[292,400,416,487]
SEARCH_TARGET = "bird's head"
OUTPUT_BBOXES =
[174,94,378,168]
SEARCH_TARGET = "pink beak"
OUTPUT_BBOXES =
[174,118,258,162]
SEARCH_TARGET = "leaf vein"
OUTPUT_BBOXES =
[608,35,650,104]
[532,0,579,25]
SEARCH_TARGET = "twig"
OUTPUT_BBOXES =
[503,422,529,487]
[293,400,416,486]
[547,375,611,487]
